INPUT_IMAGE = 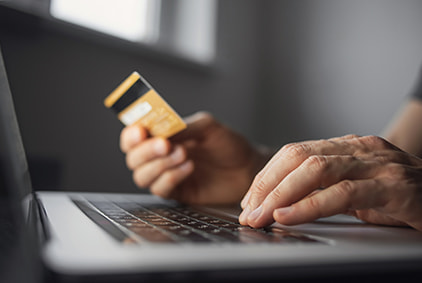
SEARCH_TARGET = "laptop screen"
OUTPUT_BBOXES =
[0,47,32,202]
[0,46,42,283]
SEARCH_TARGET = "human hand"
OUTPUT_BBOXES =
[239,135,422,231]
[120,112,270,205]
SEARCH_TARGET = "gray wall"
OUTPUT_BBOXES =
[1,0,422,192]
[259,0,422,146]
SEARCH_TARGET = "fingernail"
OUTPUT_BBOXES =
[154,139,168,155]
[239,206,251,224]
[248,205,263,222]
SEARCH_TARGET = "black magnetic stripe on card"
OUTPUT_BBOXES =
[110,79,150,113]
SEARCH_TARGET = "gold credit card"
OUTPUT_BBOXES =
[104,71,186,138]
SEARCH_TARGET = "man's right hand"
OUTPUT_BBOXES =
[120,111,271,205]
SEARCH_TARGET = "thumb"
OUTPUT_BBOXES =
[171,111,217,142]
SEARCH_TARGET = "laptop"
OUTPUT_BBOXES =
[1,47,422,283]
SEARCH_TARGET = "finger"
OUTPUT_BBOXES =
[349,135,401,155]
[272,179,384,226]
[240,190,251,209]
[125,138,171,170]
[259,135,360,178]
[359,149,422,167]
[120,125,148,153]
[242,135,365,217]
[132,145,187,188]
[150,160,195,199]
[244,155,379,227]
[171,111,216,142]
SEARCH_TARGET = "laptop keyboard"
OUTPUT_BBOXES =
[73,200,320,245]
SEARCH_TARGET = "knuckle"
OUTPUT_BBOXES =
[360,135,390,149]
[384,163,408,179]
[343,134,360,139]
[338,179,355,193]
[252,173,268,196]
[248,174,270,207]
[268,188,283,203]
[281,142,311,160]
[304,196,323,218]
[305,155,329,174]
[253,178,266,199]
[335,180,356,206]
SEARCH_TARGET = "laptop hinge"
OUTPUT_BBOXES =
[29,193,50,243]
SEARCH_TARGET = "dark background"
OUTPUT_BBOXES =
[1,0,422,193]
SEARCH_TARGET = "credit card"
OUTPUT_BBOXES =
[104,72,186,138]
